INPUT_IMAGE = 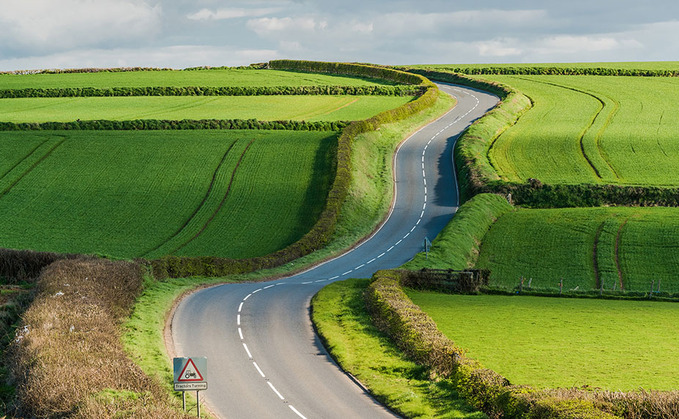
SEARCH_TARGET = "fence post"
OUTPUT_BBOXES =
[649,280,655,299]
[559,278,563,296]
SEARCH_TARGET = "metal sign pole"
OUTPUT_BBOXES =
[182,391,186,411]
[196,391,201,418]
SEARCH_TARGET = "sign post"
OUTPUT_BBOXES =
[174,357,207,417]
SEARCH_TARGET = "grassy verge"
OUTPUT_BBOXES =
[122,89,456,401]
[312,278,485,418]
[407,292,679,391]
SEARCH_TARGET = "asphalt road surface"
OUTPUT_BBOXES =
[171,83,499,418]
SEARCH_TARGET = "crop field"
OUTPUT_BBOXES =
[0,130,335,259]
[0,95,413,123]
[0,68,397,89]
[406,292,679,391]
[475,206,679,292]
[468,75,679,186]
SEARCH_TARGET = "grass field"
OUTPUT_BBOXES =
[0,68,397,89]
[467,75,679,186]
[0,95,414,123]
[0,130,335,259]
[406,292,679,391]
[474,206,679,293]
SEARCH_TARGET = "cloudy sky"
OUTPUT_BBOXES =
[0,0,677,70]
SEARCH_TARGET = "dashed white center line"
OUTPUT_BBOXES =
[268,382,285,400]
[253,362,265,378]
[243,343,252,359]
[289,405,308,419]
[238,302,243,313]
[238,327,244,340]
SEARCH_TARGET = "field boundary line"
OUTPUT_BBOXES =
[0,136,66,198]
[171,139,255,254]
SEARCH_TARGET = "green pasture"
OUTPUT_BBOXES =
[475,206,679,292]
[0,68,395,90]
[0,130,334,259]
[473,75,679,186]
[407,292,679,391]
[0,95,413,123]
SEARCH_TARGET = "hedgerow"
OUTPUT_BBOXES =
[0,119,348,132]
[0,84,421,98]
[150,60,439,278]
[431,66,679,77]
[8,259,189,418]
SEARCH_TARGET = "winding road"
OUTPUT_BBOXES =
[170,83,499,418]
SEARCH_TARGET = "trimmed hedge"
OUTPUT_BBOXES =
[365,269,620,419]
[0,84,421,98]
[0,119,348,132]
[431,66,679,77]
[149,60,439,278]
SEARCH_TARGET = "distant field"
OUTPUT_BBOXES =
[475,206,679,292]
[0,130,335,259]
[466,75,679,186]
[407,292,679,391]
[418,62,679,71]
[0,69,396,89]
[0,95,413,123]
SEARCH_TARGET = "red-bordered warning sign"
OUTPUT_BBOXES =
[178,358,204,382]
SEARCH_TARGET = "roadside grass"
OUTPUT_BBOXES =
[0,95,414,123]
[312,278,485,418]
[0,130,335,260]
[123,90,457,399]
[0,68,398,89]
[470,75,679,186]
[406,292,679,391]
[475,206,679,293]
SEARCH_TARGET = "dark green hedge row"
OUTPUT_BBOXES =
[438,66,679,77]
[1,64,269,76]
[365,269,620,419]
[0,248,84,283]
[149,60,438,279]
[485,181,679,208]
[0,119,348,132]
[0,85,421,98]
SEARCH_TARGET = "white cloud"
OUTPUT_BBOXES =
[247,16,326,35]
[187,7,282,21]
[0,45,279,71]
[0,0,161,54]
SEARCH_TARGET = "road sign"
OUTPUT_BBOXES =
[174,357,208,391]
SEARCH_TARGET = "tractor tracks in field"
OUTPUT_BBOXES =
[142,138,255,258]
[0,135,66,199]
[593,217,627,291]
[516,77,621,182]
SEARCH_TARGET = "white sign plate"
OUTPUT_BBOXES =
[174,357,207,391]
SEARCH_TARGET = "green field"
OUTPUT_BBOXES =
[0,130,334,259]
[407,292,679,391]
[469,75,679,186]
[0,95,413,123]
[475,207,679,293]
[0,68,396,89]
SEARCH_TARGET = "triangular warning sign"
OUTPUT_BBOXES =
[177,358,204,382]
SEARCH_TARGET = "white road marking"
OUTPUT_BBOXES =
[302,281,313,284]
[243,343,252,359]
[264,284,275,290]
[268,382,285,400]
[238,327,244,340]
[238,302,243,313]
[289,405,308,419]
[237,314,241,326]
[244,293,252,301]
[330,275,339,280]
[252,288,261,294]
[342,270,353,275]
[253,362,266,378]
[355,264,365,270]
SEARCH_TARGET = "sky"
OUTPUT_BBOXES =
[0,0,677,71]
